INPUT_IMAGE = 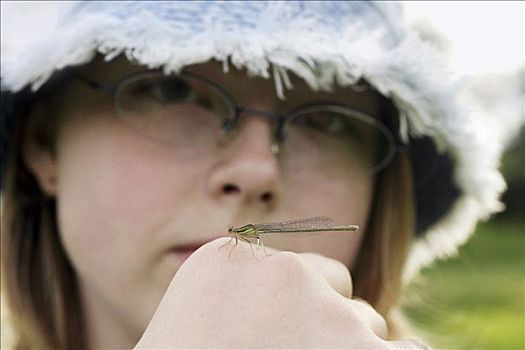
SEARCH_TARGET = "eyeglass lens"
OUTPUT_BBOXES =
[114,72,394,174]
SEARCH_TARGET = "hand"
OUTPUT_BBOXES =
[135,237,429,349]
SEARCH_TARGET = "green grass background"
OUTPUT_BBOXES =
[402,220,524,349]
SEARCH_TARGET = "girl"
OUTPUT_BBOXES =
[1,2,506,349]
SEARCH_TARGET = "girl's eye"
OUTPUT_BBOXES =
[133,78,196,104]
[156,79,191,103]
[295,112,357,137]
[127,76,215,111]
[118,74,229,118]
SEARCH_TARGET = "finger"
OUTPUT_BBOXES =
[213,240,353,297]
[349,298,388,339]
[298,252,353,298]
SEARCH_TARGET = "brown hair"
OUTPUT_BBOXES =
[1,67,414,349]
[352,96,415,338]
[352,150,415,339]
[1,89,89,350]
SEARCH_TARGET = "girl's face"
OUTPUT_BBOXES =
[27,58,385,339]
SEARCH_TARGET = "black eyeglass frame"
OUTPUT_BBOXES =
[72,69,404,174]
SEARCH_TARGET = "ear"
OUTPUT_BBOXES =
[22,105,59,197]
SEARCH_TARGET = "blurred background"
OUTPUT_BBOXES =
[402,137,524,349]
[401,2,524,349]
[2,1,524,349]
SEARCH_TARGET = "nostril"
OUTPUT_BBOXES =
[260,192,273,202]
[221,182,275,203]
[223,184,240,194]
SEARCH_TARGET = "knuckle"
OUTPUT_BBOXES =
[241,251,316,296]
[299,253,353,297]
[271,251,309,271]
[348,298,388,339]
[267,251,313,281]
[374,316,389,339]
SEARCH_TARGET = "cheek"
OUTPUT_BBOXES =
[281,143,374,225]
[273,160,374,266]
[54,117,210,290]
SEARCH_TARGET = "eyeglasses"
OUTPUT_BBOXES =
[74,70,401,174]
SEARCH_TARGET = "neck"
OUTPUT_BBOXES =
[80,281,141,350]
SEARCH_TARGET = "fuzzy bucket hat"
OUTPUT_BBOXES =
[0,1,507,282]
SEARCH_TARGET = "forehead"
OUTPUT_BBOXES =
[79,55,386,117]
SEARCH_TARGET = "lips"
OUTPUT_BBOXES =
[171,243,202,254]
[167,244,201,263]
[169,237,224,254]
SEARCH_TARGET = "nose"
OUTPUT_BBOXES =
[208,115,280,207]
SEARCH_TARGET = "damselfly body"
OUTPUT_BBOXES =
[221,216,359,257]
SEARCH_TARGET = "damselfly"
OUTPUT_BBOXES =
[221,216,359,257]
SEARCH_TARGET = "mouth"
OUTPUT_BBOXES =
[168,237,222,261]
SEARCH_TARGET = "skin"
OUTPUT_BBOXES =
[136,239,426,349]
[23,57,426,349]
